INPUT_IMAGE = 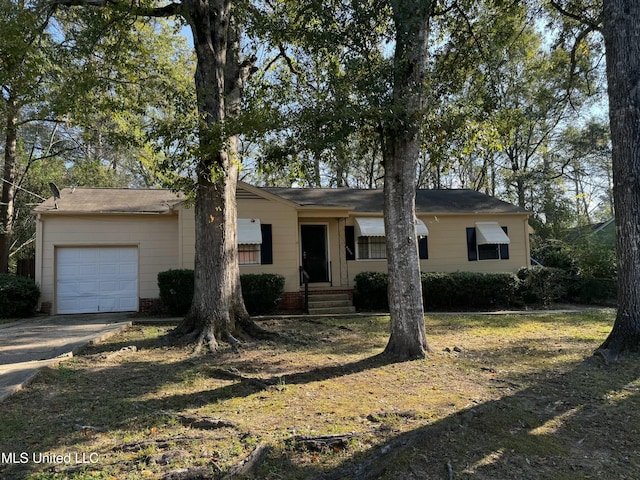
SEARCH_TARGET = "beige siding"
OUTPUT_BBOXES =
[37,214,179,313]
[342,214,530,288]
[36,192,531,310]
[178,197,301,292]
[420,214,530,273]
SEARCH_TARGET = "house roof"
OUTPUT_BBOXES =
[33,188,183,215]
[33,183,527,216]
[565,218,615,242]
[263,187,528,215]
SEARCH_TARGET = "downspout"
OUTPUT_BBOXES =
[34,213,44,311]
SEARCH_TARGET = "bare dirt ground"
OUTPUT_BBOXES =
[1,310,638,480]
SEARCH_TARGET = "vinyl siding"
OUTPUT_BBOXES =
[36,214,179,313]
[343,214,530,286]
[36,193,531,309]
[177,197,301,292]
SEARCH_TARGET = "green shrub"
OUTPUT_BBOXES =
[422,272,518,310]
[157,270,285,316]
[573,241,617,279]
[240,273,285,315]
[567,276,617,305]
[354,271,518,311]
[157,269,194,315]
[0,274,40,318]
[516,266,570,306]
[353,272,389,311]
[532,241,579,274]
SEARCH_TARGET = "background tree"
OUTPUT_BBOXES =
[1,0,58,273]
[1,1,194,273]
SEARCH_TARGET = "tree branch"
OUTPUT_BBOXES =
[54,0,184,18]
[549,0,602,31]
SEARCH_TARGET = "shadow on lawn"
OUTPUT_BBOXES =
[2,314,637,480]
[305,355,640,480]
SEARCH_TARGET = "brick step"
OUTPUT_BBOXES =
[307,293,351,302]
[308,305,357,315]
[307,299,353,308]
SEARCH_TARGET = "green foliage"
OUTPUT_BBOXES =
[157,270,285,316]
[353,272,390,311]
[531,241,579,274]
[422,272,518,310]
[568,276,617,305]
[532,236,616,280]
[517,266,617,306]
[0,274,40,318]
[157,269,194,315]
[354,271,519,311]
[240,273,285,315]
[355,267,616,312]
[573,239,617,278]
[516,267,570,306]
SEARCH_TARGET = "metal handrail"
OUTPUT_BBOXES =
[299,266,310,314]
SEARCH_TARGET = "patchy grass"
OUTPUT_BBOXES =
[1,310,639,480]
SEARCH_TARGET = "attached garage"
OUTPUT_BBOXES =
[56,246,139,314]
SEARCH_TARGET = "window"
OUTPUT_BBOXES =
[358,236,387,259]
[478,243,500,260]
[348,218,429,260]
[238,244,261,265]
[467,223,510,261]
[236,219,273,265]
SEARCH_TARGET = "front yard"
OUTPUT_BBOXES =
[1,310,638,479]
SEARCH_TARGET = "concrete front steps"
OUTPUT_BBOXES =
[307,293,356,315]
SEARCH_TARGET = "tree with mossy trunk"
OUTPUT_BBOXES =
[57,0,265,352]
[595,0,640,362]
[380,0,432,359]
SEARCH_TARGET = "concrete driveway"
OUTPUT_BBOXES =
[0,313,131,402]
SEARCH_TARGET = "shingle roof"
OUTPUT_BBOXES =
[263,187,527,214]
[33,184,527,216]
[33,188,182,214]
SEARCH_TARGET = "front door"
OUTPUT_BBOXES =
[301,224,329,283]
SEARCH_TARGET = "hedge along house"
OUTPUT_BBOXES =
[33,181,531,315]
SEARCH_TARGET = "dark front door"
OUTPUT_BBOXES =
[301,224,329,283]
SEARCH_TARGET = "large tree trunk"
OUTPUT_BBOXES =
[381,0,432,360]
[171,0,255,352]
[596,0,640,362]
[0,96,19,274]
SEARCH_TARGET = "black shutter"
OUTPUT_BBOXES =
[345,225,356,260]
[467,227,477,261]
[500,226,510,260]
[418,236,429,259]
[260,224,273,264]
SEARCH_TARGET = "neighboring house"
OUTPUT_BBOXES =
[566,218,616,247]
[33,181,531,315]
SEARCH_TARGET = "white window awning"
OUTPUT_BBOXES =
[475,222,510,244]
[416,219,429,236]
[354,217,428,237]
[355,217,385,237]
[237,218,262,244]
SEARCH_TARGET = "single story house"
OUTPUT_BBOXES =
[33,181,531,314]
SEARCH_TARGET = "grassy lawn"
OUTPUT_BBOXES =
[1,310,639,479]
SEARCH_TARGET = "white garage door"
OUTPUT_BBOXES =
[56,247,139,314]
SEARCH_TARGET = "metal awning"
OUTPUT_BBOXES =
[237,218,262,244]
[354,217,428,237]
[475,222,510,244]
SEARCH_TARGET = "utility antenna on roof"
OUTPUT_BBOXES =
[49,182,61,209]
